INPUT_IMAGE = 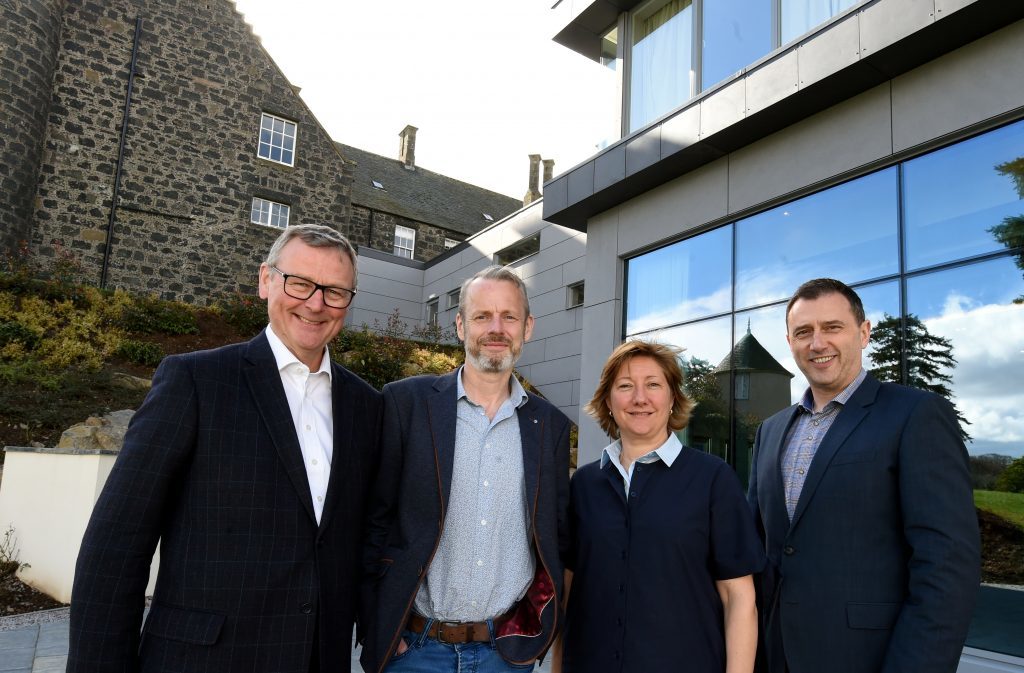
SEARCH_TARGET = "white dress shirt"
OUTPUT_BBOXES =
[265,325,334,523]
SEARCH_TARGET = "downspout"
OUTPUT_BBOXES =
[100,16,142,289]
[368,209,376,251]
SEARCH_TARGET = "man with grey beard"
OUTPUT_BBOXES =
[360,265,573,673]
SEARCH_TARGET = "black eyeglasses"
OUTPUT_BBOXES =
[271,266,356,309]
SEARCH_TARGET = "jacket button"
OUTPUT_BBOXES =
[300,602,313,614]
[784,545,795,555]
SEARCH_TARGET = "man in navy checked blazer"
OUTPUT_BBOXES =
[68,224,381,673]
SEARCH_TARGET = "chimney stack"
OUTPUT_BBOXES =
[542,158,555,185]
[399,125,417,170]
[524,154,542,205]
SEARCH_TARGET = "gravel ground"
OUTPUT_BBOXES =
[0,606,70,632]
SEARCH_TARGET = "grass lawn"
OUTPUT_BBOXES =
[975,490,1024,529]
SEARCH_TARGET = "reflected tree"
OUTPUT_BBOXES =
[682,356,730,456]
[990,157,1024,303]
[869,313,971,441]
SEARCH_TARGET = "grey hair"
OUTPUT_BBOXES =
[458,265,531,320]
[264,224,359,288]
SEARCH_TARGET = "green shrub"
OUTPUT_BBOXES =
[995,457,1024,494]
[121,295,198,335]
[115,338,165,367]
[0,320,40,351]
[216,293,266,337]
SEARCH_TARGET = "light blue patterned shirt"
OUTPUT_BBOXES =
[781,368,867,519]
[601,433,683,497]
[414,368,534,622]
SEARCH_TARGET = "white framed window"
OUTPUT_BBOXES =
[447,288,460,310]
[250,197,290,229]
[257,112,297,166]
[427,299,439,326]
[394,224,416,259]
[444,238,459,250]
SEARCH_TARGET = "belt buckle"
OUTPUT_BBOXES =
[437,621,463,644]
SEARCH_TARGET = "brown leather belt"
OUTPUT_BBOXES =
[407,613,503,644]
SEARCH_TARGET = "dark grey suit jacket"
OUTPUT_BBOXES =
[360,370,572,673]
[748,374,980,673]
[68,331,382,673]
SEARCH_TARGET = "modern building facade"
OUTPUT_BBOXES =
[537,0,1024,668]
[355,0,1024,668]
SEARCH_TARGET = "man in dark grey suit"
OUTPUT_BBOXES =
[68,224,381,673]
[748,278,980,673]
[360,265,572,673]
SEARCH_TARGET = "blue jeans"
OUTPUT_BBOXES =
[383,619,535,673]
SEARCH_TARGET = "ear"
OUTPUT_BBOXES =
[523,314,535,342]
[859,319,871,348]
[258,263,271,300]
[455,312,465,342]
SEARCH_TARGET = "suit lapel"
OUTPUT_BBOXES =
[243,333,317,524]
[518,396,542,521]
[790,376,879,529]
[427,372,459,514]
[318,365,352,532]
[762,405,800,537]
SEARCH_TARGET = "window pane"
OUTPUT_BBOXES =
[702,0,771,91]
[625,224,732,335]
[735,168,899,310]
[905,258,1024,658]
[903,120,1024,271]
[781,0,859,45]
[630,0,693,132]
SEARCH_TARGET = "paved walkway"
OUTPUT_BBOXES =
[0,612,551,672]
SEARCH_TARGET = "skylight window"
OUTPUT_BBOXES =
[372,180,385,190]
[483,213,494,222]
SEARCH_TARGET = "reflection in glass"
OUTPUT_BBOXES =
[625,225,731,335]
[633,317,732,462]
[781,0,859,45]
[702,0,771,91]
[630,0,693,132]
[904,119,1024,271]
[735,168,898,310]
[906,258,1024,657]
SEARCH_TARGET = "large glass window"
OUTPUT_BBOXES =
[734,167,899,310]
[903,121,1024,272]
[781,0,859,45]
[621,119,1024,662]
[702,0,771,91]
[905,258,1024,657]
[625,223,731,335]
[629,0,693,132]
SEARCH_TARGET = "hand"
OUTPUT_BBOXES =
[396,638,409,656]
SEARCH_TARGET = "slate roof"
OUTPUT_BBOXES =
[337,143,522,236]
[715,329,793,377]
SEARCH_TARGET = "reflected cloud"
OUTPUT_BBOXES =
[628,285,732,335]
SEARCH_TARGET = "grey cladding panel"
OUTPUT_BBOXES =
[859,0,934,58]
[661,105,700,158]
[798,13,861,88]
[594,144,626,192]
[567,162,596,207]
[746,50,799,116]
[543,176,569,215]
[626,126,662,176]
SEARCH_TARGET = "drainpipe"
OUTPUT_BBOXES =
[100,16,142,289]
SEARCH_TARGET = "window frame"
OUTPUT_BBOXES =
[250,196,291,229]
[567,281,585,308]
[257,112,297,167]
[493,234,541,266]
[447,288,461,310]
[394,224,416,259]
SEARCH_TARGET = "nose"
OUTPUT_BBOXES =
[632,385,648,404]
[304,288,327,310]
[809,328,826,350]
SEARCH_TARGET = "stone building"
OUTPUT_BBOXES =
[0,0,513,303]
[340,125,521,264]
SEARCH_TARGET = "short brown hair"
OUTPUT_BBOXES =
[584,339,694,438]
[785,278,865,327]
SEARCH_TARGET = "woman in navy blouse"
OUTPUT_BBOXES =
[552,340,764,673]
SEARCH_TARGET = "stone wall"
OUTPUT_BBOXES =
[349,203,462,263]
[27,0,354,301]
[0,0,65,257]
